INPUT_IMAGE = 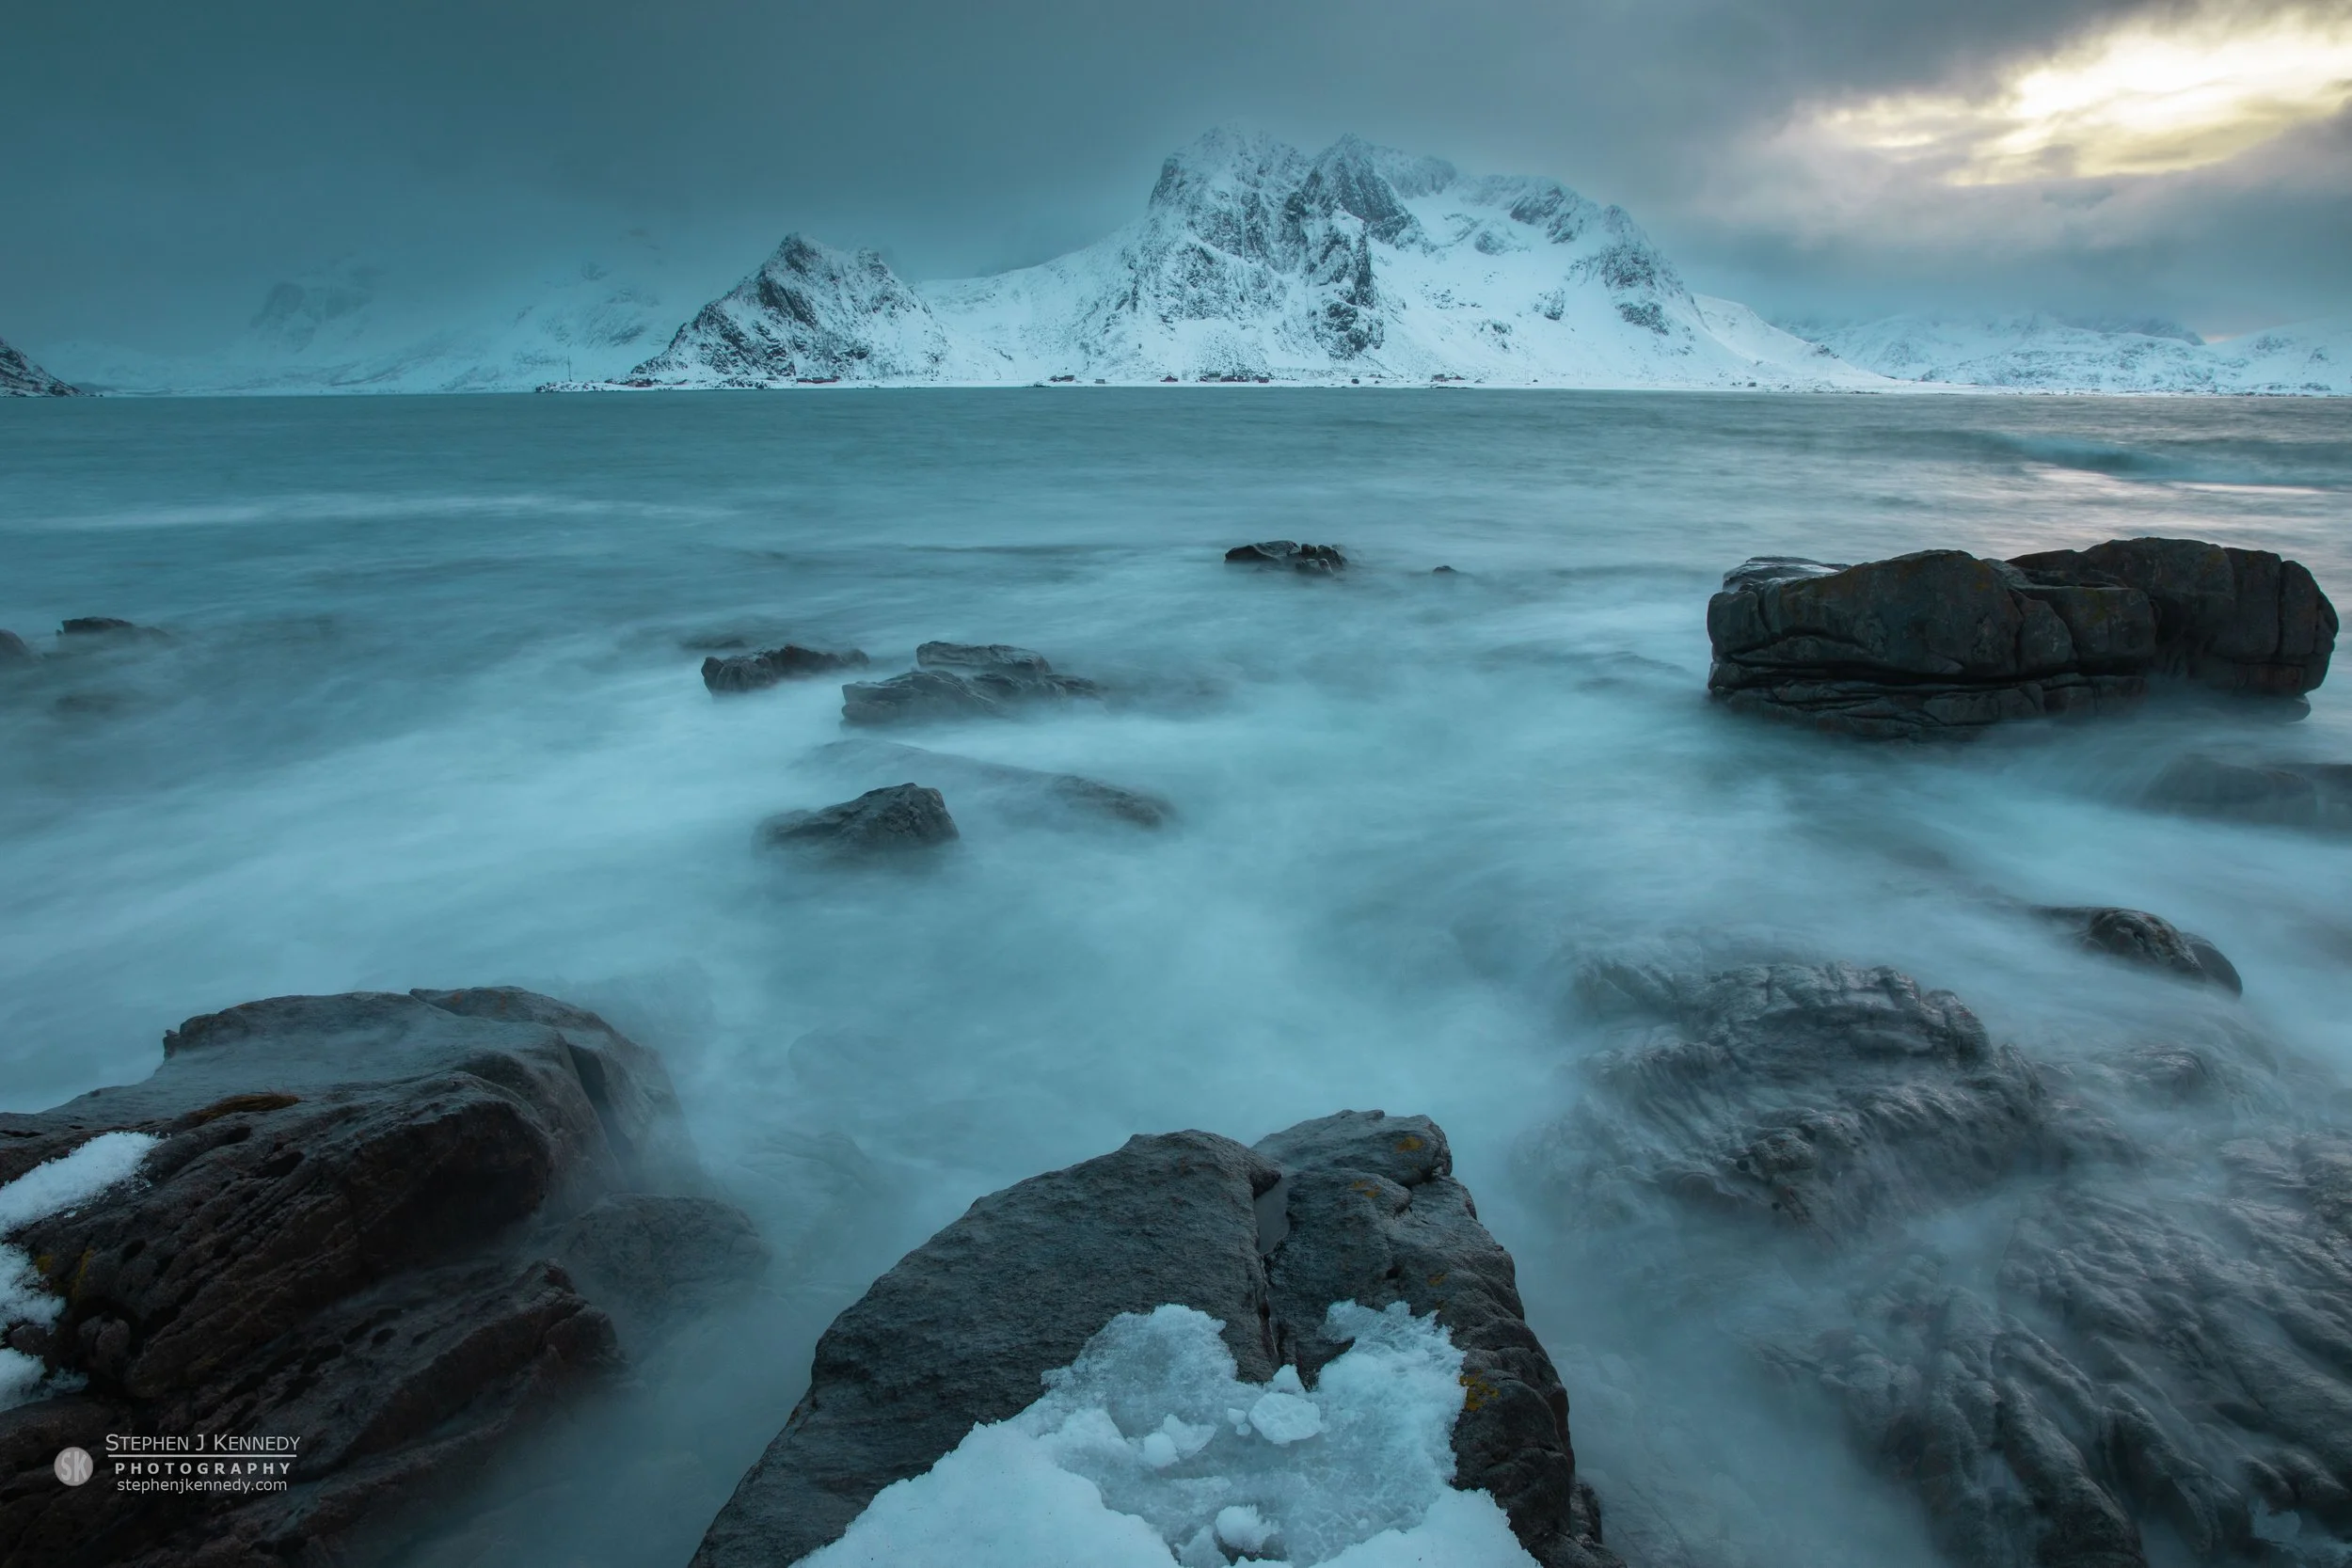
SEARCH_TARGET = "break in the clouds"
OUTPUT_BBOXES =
[4,0,2346,352]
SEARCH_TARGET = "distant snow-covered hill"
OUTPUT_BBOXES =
[0,336,77,396]
[1813,313,2352,395]
[585,130,1894,392]
[39,251,691,396]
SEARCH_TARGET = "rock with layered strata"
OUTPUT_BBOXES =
[0,987,755,1568]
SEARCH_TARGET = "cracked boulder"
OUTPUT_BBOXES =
[0,987,760,1568]
[693,1112,1618,1568]
[1706,538,2334,738]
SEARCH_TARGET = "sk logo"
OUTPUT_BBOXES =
[55,1447,95,1485]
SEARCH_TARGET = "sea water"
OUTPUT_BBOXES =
[2,389,2347,1565]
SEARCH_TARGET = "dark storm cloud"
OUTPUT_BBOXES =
[3,0,2343,350]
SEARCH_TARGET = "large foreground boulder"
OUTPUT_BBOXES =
[1707,538,2335,737]
[1521,955,2352,1568]
[0,988,761,1568]
[841,642,1100,727]
[693,1112,1618,1568]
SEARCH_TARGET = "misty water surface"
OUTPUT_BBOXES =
[2,390,2347,1565]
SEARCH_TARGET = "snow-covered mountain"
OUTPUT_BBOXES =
[0,336,77,396]
[1813,313,2352,395]
[39,248,693,396]
[586,130,1893,392]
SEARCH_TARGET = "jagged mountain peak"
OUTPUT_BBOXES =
[0,335,80,396]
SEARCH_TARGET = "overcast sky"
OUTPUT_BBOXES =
[5,0,2348,352]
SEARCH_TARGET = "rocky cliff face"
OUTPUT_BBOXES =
[591,128,1890,391]
[0,337,78,396]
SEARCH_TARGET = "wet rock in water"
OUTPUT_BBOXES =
[2033,905,2244,994]
[701,643,869,694]
[56,617,164,643]
[0,987,755,1567]
[692,1112,1619,1568]
[2143,753,2352,832]
[1226,540,1347,573]
[1431,564,1459,575]
[1521,954,2352,1568]
[554,1194,770,1338]
[0,630,33,665]
[1707,537,2336,738]
[2011,537,2338,697]
[840,642,1100,727]
[815,737,1172,829]
[756,783,957,852]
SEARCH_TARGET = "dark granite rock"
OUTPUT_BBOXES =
[756,783,957,853]
[2033,906,2244,994]
[2143,753,2352,832]
[693,1114,1618,1568]
[2012,537,2338,697]
[1707,538,2336,738]
[0,987,748,1568]
[701,644,868,694]
[840,643,1099,727]
[1521,955,2352,1568]
[56,618,154,641]
[814,738,1172,829]
[1227,541,1347,573]
[1707,550,2150,738]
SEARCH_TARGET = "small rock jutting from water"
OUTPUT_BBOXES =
[692,1110,1619,1568]
[2031,904,2244,994]
[758,783,959,853]
[1225,541,1347,573]
[2143,753,2352,832]
[840,643,1101,726]
[816,739,1172,829]
[1706,536,2337,738]
[702,643,870,694]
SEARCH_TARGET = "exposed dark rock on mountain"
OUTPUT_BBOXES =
[2033,906,2243,994]
[840,642,1101,727]
[1521,956,2352,1568]
[700,643,869,694]
[1227,541,1349,573]
[816,738,1172,829]
[756,783,957,853]
[0,338,78,397]
[619,236,951,388]
[2144,754,2352,832]
[0,988,756,1568]
[693,1112,1619,1568]
[1707,538,2336,737]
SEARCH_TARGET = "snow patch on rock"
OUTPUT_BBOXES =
[798,1299,1537,1568]
[1,1132,158,1406]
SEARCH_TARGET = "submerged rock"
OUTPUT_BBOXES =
[1706,537,2336,738]
[1226,541,1347,573]
[0,631,31,665]
[693,1112,1618,1568]
[840,642,1100,727]
[757,783,958,852]
[1522,954,2352,1568]
[701,643,869,694]
[2033,905,2244,994]
[2143,753,2352,832]
[0,987,757,1567]
[815,738,1172,829]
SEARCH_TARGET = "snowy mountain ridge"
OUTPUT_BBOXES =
[37,249,696,396]
[1811,312,2352,396]
[584,129,1893,392]
[0,336,78,396]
